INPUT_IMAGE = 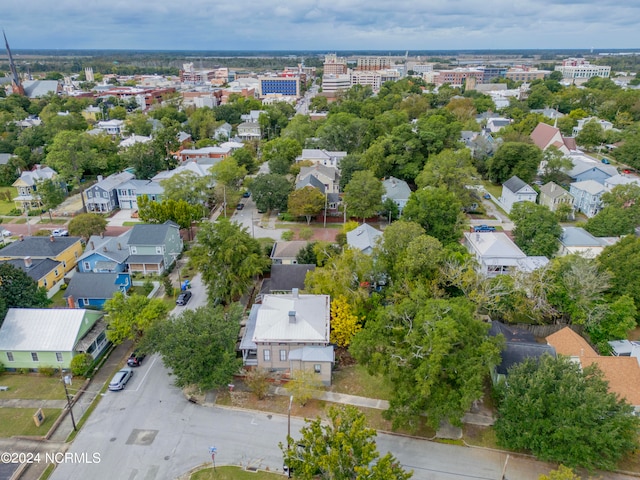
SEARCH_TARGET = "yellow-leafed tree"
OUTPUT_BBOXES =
[330,296,362,347]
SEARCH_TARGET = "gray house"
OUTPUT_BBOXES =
[499,176,537,213]
[382,177,411,215]
[85,171,135,213]
[125,221,183,274]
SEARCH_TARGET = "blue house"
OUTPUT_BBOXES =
[567,154,617,184]
[78,231,132,273]
[64,272,131,309]
[84,171,135,213]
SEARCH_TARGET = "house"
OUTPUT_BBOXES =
[382,177,411,215]
[96,119,125,136]
[485,117,512,133]
[489,321,557,384]
[125,221,183,274]
[346,223,382,255]
[296,164,340,195]
[499,176,537,213]
[78,231,132,273]
[539,182,574,217]
[64,272,132,309]
[558,227,616,258]
[116,179,164,210]
[239,290,333,385]
[0,308,108,370]
[546,327,640,414]
[237,122,262,141]
[0,153,15,166]
[1,258,64,296]
[569,180,606,218]
[152,161,214,183]
[84,171,135,213]
[260,264,316,296]
[21,80,62,98]
[0,236,84,292]
[270,241,308,265]
[530,122,577,154]
[464,231,548,277]
[175,146,231,163]
[214,122,232,140]
[567,153,617,184]
[119,135,152,149]
[296,149,347,168]
[604,173,640,190]
[572,117,614,137]
[12,165,58,212]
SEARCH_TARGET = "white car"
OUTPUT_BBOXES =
[1,229,11,237]
[52,229,69,237]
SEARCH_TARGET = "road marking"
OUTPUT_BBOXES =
[128,356,158,392]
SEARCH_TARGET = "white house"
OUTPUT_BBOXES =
[499,176,537,213]
[296,149,348,168]
[558,227,617,258]
[570,180,606,218]
[346,223,382,255]
[382,177,411,215]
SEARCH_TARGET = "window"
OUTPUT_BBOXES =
[43,279,47,287]
[103,192,108,198]
[280,350,287,362]
[155,246,163,254]
[54,269,59,276]
[56,352,63,362]
[87,191,93,198]
[82,298,89,306]
[6,352,14,362]
[314,364,321,373]
[130,246,137,254]
[31,352,39,362]
[263,349,271,361]
[83,262,91,270]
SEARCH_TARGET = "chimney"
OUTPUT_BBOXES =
[117,242,122,250]
[292,287,299,298]
[50,235,54,242]
[19,234,24,241]
[24,256,32,269]
[103,246,107,252]
[67,295,74,309]
[97,175,103,182]
[288,311,296,324]
[90,241,95,250]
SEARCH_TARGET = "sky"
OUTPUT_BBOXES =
[3,0,640,51]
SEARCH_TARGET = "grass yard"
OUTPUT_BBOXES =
[329,364,392,400]
[191,465,284,479]
[0,408,61,437]
[0,187,17,216]
[0,374,67,400]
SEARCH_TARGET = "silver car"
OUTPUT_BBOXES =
[108,368,133,391]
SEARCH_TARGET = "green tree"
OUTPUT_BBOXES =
[244,368,272,400]
[262,137,302,175]
[123,112,153,136]
[343,170,384,222]
[576,119,605,149]
[186,107,218,141]
[487,142,543,184]
[587,295,637,351]
[119,141,163,180]
[538,465,581,480]
[281,405,412,480]
[189,219,269,303]
[141,303,242,390]
[36,178,66,221]
[45,130,98,187]
[495,356,639,471]
[0,263,51,325]
[598,235,640,316]
[288,187,326,224]
[249,174,292,212]
[160,170,212,206]
[103,293,169,344]
[510,202,562,257]
[230,147,257,174]
[68,213,108,239]
[286,368,323,407]
[210,157,246,189]
[402,187,465,245]
[415,149,478,205]
[316,112,370,152]
[350,297,502,430]
[540,146,572,185]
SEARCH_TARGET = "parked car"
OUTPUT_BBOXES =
[1,229,11,237]
[109,368,133,391]
[242,191,251,198]
[236,203,245,210]
[601,158,610,164]
[176,290,192,306]
[52,229,69,237]
[127,351,146,367]
[482,193,491,199]
[473,225,496,232]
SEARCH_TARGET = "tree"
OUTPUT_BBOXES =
[343,170,384,222]
[486,142,543,184]
[598,235,640,316]
[330,296,362,347]
[189,219,269,304]
[402,187,465,245]
[249,174,292,213]
[316,112,370,152]
[576,119,605,149]
[262,137,302,175]
[103,293,169,344]
[288,187,326,224]
[141,304,242,390]
[495,356,640,471]
[351,297,502,430]
[119,141,164,180]
[585,183,640,237]
[0,263,50,325]
[540,146,572,185]
[286,368,323,407]
[230,147,257,174]
[510,202,562,257]
[244,368,272,400]
[210,157,247,189]
[415,149,478,205]
[45,130,97,187]
[68,213,108,239]
[281,405,413,480]
[123,112,153,136]
[136,197,201,239]
[538,465,581,480]
[160,170,212,206]
[36,178,66,221]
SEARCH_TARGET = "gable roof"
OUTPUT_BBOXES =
[382,176,411,201]
[262,264,315,294]
[128,221,178,246]
[93,171,135,192]
[540,181,570,199]
[560,227,605,248]
[118,179,164,195]
[270,241,308,260]
[253,293,330,343]
[0,308,102,352]
[13,165,56,187]
[546,327,597,357]
[2,258,60,283]
[570,180,606,195]
[152,161,213,182]
[296,176,326,192]
[502,175,530,194]
[465,232,526,260]
[64,272,127,300]
[530,122,560,150]
[0,236,81,258]
[79,231,132,264]
[347,224,382,253]
[298,164,339,182]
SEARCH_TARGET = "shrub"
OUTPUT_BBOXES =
[245,368,272,400]
[70,353,93,377]
[8,208,22,216]
[279,212,296,222]
[17,368,30,374]
[286,369,323,406]
[38,365,57,377]
[299,227,314,241]
[142,279,154,296]
[162,277,174,297]
[281,230,294,241]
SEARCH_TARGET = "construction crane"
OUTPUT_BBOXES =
[3,30,25,96]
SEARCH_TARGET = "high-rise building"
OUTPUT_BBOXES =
[323,54,348,75]
[555,59,610,79]
[356,56,392,71]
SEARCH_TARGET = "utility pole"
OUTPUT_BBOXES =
[62,373,77,431]
[287,395,293,478]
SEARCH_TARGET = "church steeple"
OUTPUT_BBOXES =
[3,30,25,96]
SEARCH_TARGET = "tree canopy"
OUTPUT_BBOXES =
[402,187,465,245]
[487,142,543,184]
[510,202,562,257]
[0,263,51,325]
[288,186,326,224]
[67,213,108,239]
[249,173,292,212]
[103,292,169,344]
[343,170,384,221]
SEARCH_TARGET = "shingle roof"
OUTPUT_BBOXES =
[560,227,604,248]
[2,258,60,283]
[296,176,325,192]
[0,308,103,351]
[271,241,308,260]
[382,177,411,201]
[570,180,606,195]
[94,171,135,192]
[546,327,597,357]
[262,264,315,293]
[347,224,382,253]
[63,272,126,299]
[540,182,570,199]
[582,356,640,406]
[0,236,81,258]
[79,231,132,264]
[127,222,177,246]
[530,123,560,150]
[502,175,528,194]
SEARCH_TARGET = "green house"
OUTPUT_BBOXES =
[0,308,108,371]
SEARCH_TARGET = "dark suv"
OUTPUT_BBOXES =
[127,351,146,367]
[176,290,192,306]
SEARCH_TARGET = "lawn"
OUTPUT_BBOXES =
[0,408,61,437]
[191,465,284,479]
[0,374,67,400]
[329,364,392,400]
[0,187,17,216]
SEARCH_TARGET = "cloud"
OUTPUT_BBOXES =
[2,0,640,50]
